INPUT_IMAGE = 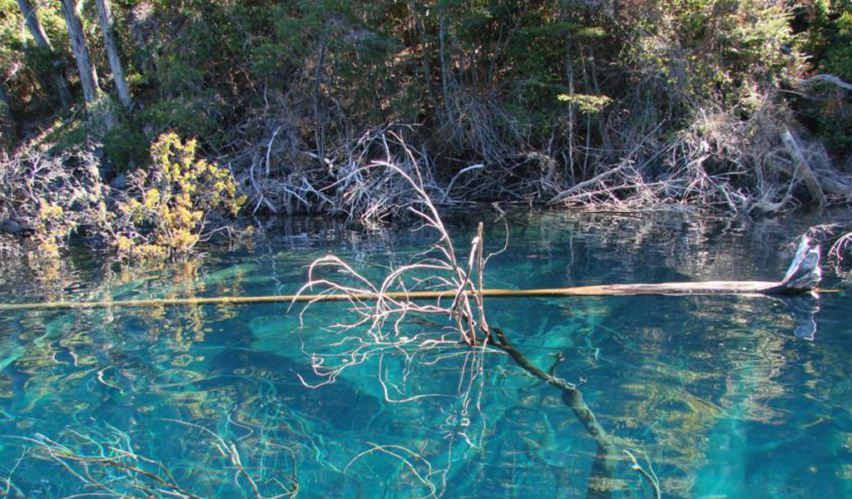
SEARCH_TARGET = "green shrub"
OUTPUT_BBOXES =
[103,121,149,171]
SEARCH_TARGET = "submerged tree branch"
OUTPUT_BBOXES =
[492,328,614,448]
[491,327,618,497]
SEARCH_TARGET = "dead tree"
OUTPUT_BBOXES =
[59,0,100,105]
[16,0,73,109]
[94,0,131,107]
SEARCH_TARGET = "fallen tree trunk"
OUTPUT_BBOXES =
[0,237,822,311]
[773,128,852,204]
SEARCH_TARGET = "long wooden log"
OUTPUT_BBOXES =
[0,237,823,311]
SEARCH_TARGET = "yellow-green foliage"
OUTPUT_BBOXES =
[114,133,245,259]
[35,201,70,259]
[557,94,613,114]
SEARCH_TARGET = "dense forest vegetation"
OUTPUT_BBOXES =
[0,0,850,259]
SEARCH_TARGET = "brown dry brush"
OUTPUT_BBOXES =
[537,14,852,214]
[218,27,573,218]
[545,88,852,213]
[421,2,852,214]
[226,117,488,224]
[222,71,850,221]
[224,80,339,218]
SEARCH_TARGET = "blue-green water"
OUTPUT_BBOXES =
[0,212,849,498]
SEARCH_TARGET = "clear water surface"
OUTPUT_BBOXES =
[0,212,849,498]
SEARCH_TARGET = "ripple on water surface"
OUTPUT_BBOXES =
[0,212,849,498]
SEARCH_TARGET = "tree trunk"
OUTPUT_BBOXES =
[17,0,51,48]
[438,16,453,123]
[59,0,100,104]
[94,0,131,107]
[0,82,16,145]
[313,42,326,171]
[410,2,435,115]
[16,0,73,109]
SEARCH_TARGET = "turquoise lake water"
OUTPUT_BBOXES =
[0,212,849,498]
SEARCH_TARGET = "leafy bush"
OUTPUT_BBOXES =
[111,133,245,259]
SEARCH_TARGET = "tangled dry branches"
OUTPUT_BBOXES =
[0,143,107,258]
[293,135,638,497]
[292,134,501,495]
[294,134,498,392]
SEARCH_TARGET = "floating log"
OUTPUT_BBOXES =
[0,237,823,312]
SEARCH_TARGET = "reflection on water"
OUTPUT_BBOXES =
[779,295,820,340]
[0,212,850,498]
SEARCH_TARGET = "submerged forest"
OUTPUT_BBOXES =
[0,1,851,498]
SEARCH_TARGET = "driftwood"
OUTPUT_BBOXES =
[770,128,852,204]
[547,161,633,205]
[0,237,822,312]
